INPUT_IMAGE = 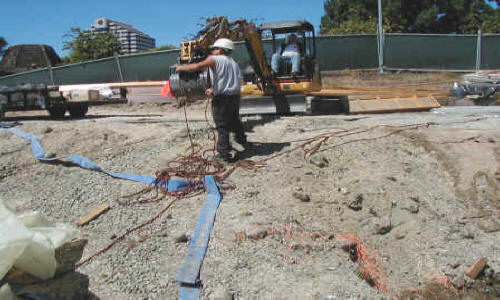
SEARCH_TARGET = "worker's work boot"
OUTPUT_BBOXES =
[232,140,254,152]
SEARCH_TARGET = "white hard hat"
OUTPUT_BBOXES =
[210,38,234,51]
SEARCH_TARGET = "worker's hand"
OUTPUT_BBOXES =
[175,64,185,72]
[205,88,213,98]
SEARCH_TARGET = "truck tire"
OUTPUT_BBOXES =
[68,104,88,118]
[47,106,66,118]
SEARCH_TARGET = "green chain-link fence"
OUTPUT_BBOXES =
[0,33,498,86]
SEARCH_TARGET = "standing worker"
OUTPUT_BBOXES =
[176,38,249,162]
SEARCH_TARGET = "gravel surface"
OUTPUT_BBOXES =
[1,104,499,299]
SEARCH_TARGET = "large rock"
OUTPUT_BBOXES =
[5,239,90,300]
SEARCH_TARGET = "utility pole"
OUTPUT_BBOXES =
[377,0,384,73]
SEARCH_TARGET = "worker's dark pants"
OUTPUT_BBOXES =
[211,94,246,157]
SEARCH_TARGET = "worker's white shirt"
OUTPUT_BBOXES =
[209,55,242,96]
[281,44,299,56]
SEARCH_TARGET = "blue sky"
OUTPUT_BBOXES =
[0,0,324,56]
[1,0,497,57]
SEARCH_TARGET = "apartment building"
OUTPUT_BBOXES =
[90,18,156,55]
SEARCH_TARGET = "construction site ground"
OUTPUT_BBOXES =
[1,72,499,299]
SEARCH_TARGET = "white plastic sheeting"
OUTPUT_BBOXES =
[0,202,77,280]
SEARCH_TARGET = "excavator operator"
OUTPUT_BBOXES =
[271,33,301,76]
[176,38,250,163]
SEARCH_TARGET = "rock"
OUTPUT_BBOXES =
[103,133,109,141]
[292,191,311,202]
[373,217,392,235]
[244,190,259,198]
[175,233,190,243]
[246,228,268,240]
[6,239,88,285]
[452,273,465,289]
[448,225,461,234]
[395,231,406,240]
[402,204,419,214]
[338,187,349,195]
[347,194,363,211]
[45,151,56,158]
[461,225,475,239]
[8,271,89,300]
[54,239,88,274]
[400,197,420,214]
[485,266,494,281]
[41,126,53,134]
[309,154,329,168]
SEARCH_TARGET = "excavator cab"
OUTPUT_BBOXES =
[240,20,320,97]
[259,21,316,79]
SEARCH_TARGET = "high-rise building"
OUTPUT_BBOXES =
[90,18,156,55]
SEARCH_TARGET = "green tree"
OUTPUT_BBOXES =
[0,37,7,57]
[437,0,496,33]
[62,28,121,63]
[320,0,499,34]
[481,9,500,33]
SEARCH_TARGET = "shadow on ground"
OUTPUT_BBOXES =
[237,141,290,160]
[243,115,281,133]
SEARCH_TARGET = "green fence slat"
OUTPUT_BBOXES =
[120,50,179,81]
[0,69,51,86]
[481,35,500,70]
[316,35,378,70]
[384,34,477,70]
[52,57,121,85]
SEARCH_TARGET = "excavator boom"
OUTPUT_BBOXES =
[172,17,274,97]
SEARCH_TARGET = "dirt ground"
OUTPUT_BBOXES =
[1,92,499,298]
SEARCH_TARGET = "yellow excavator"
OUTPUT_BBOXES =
[169,17,440,115]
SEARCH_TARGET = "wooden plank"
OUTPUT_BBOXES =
[466,257,488,279]
[59,81,167,91]
[75,203,110,227]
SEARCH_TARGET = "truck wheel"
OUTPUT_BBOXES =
[47,106,66,118]
[68,104,88,118]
